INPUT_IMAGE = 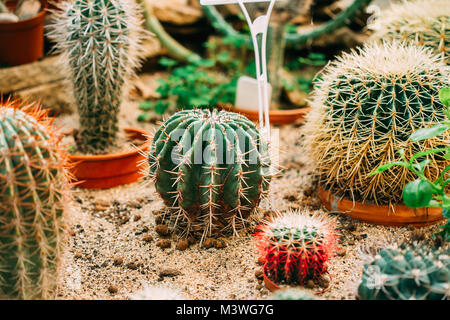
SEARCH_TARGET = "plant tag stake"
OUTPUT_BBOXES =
[200,0,276,141]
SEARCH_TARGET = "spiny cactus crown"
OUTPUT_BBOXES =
[0,100,69,300]
[304,42,450,204]
[148,109,271,242]
[370,0,450,64]
[254,210,337,285]
[269,288,316,300]
[358,244,450,300]
[130,285,187,300]
[48,0,146,153]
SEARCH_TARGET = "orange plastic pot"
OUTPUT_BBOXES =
[68,128,151,189]
[0,0,47,66]
[318,185,444,227]
[220,104,311,125]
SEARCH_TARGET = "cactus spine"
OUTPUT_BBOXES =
[358,244,449,300]
[48,0,146,154]
[370,0,450,64]
[254,210,337,285]
[304,42,450,204]
[148,109,271,241]
[0,100,69,299]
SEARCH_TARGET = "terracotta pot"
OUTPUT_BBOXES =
[220,104,311,125]
[263,270,281,292]
[68,128,151,189]
[0,0,47,66]
[318,186,444,227]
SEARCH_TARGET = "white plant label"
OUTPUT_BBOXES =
[200,0,277,140]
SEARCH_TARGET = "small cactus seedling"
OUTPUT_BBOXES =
[48,0,146,154]
[130,285,187,300]
[370,0,450,64]
[358,244,449,300]
[304,42,450,204]
[0,100,70,299]
[148,109,271,241]
[269,288,316,300]
[254,210,337,285]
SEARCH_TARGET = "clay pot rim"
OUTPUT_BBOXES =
[219,103,311,125]
[318,185,444,226]
[263,269,281,292]
[0,0,47,29]
[67,127,151,162]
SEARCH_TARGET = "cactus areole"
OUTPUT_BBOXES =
[0,101,69,299]
[148,109,271,240]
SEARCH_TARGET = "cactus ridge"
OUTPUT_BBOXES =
[148,109,271,241]
[304,42,450,204]
[48,0,146,153]
[0,100,70,299]
[370,0,450,64]
[254,210,337,285]
[358,244,450,300]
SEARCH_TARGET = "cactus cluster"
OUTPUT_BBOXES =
[269,288,316,300]
[48,0,146,154]
[358,244,449,300]
[148,109,271,241]
[130,285,187,300]
[254,210,337,285]
[304,42,450,204]
[0,100,70,300]
[370,0,450,64]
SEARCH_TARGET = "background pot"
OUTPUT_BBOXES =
[0,0,46,66]
[220,103,311,125]
[318,186,444,227]
[68,127,151,189]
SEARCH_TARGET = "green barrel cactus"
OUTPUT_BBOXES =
[148,109,271,241]
[358,244,449,300]
[48,0,146,153]
[304,42,450,204]
[269,288,316,300]
[0,100,70,299]
[370,0,450,64]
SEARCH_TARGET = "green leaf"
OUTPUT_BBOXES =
[410,148,447,163]
[194,59,216,68]
[138,101,154,111]
[439,87,450,107]
[159,57,178,68]
[410,124,448,142]
[154,101,169,115]
[403,179,434,209]
[412,159,430,173]
[217,52,231,63]
[368,161,409,176]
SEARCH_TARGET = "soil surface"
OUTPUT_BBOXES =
[54,98,445,300]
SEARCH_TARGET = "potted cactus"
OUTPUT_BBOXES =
[48,0,151,189]
[0,0,47,66]
[0,100,70,299]
[147,109,272,243]
[304,42,450,226]
[254,210,337,291]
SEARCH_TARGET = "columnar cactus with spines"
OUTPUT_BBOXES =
[48,0,146,153]
[358,244,450,300]
[370,0,450,64]
[148,109,271,241]
[254,210,337,285]
[304,42,450,204]
[0,100,70,299]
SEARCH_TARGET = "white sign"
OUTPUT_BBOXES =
[201,0,276,141]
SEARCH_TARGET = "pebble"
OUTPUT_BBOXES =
[214,238,227,249]
[155,224,169,236]
[143,234,153,243]
[74,251,82,259]
[127,262,137,270]
[176,240,189,251]
[108,284,118,294]
[113,256,123,266]
[336,247,347,257]
[159,268,182,278]
[156,239,171,249]
[305,280,315,289]
[203,238,216,249]
[254,269,264,280]
[133,214,141,222]
[318,274,331,288]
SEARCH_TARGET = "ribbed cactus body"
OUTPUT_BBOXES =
[149,109,271,240]
[49,0,145,153]
[254,211,337,285]
[304,42,450,204]
[358,245,449,300]
[370,0,450,64]
[0,101,68,299]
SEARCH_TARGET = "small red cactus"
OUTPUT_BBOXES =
[254,210,337,285]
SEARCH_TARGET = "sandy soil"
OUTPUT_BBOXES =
[53,91,445,301]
